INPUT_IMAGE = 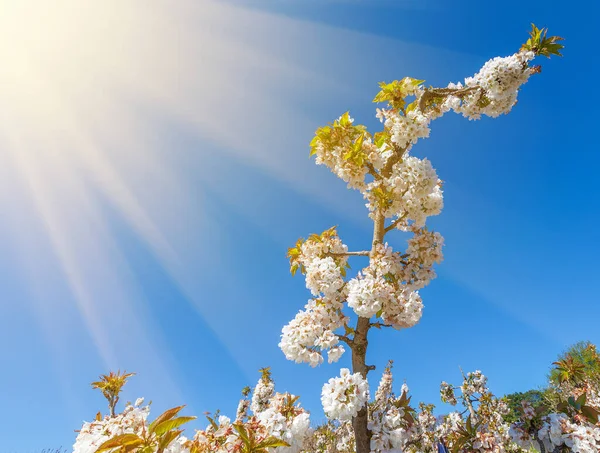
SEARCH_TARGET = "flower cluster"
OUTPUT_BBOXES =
[510,373,600,453]
[368,363,418,453]
[457,51,536,120]
[251,369,275,414]
[187,415,277,453]
[198,385,311,453]
[279,297,347,367]
[305,420,355,453]
[255,392,311,453]
[368,155,443,229]
[440,381,457,406]
[73,399,153,453]
[345,241,436,329]
[368,369,518,453]
[75,371,312,453]
[321,368,370,421]
[76,359,600,453]
[461,370,489,397]
[281,228,350,367]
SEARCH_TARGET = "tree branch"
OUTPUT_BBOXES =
[328,251,370,257]
[418,86,480,113]
[380,144,406,178]
[337,334,353,346]
[370,322,392,329]
[384,214,407,233]
[366,163,382,181]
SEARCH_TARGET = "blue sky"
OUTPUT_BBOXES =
[0,0,598,451]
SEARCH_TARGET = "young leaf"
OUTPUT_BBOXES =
[153,416,196,436]
[95,434,143,453]
[521,24,564,58]
[148,406,186,434]
[157,429,184,453]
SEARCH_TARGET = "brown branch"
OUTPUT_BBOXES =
[366,163,382,181]
[380,144,407,178]
[336,334,353,346]
[370,322,392,329]
[418,86,479,113]
[384,214,407,233]
[328,251,370,257]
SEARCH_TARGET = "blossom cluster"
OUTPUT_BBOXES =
[74,372,312,453]
[73,398,155,453]
[279,297,348,367]
[281,228,350,367]
[510,376,600,453]
[346,242,429,329]
[321,368,370,421]
[75,363,600,453]
[457,51,536,120]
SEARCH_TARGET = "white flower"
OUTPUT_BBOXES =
[321,369,370,421]
[251,377,275,415]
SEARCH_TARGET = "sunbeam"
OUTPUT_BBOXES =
[0,0,478,404]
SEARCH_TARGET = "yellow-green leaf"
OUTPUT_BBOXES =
[148,406,185,434]
[95,434,143,453]
[153,416,196,436]
[157,429,184,453]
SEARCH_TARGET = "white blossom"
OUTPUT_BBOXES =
[321,368,369,421]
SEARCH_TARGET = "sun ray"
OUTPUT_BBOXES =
[0,0,480,393]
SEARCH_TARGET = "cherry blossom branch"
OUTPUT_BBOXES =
[418,86,480,113]
[384,214,407,233]
[380,144,407,178]
[328,251,370,257]
[336,334,354,346]
[366,163,382,181]
[370,322,392,329]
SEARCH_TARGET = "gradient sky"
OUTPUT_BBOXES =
[0,0,598,451]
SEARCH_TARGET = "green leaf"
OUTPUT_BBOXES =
[149,406,185,434]
[338,111,352,127]
[521,23,564,58]
[157,429,184,453]
[373,131,389,149]
[206,415,219,431]
[581,405,599,424]
[153,416,196,436]
[290,263,299,276]
[233,423,251,446]
[405,100,418,113]
[256,437,290,450]
[95,434,143,453]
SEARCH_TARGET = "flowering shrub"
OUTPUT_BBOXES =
[74,25,575,453]
[76,354,600,452]
[75,370,308,453]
